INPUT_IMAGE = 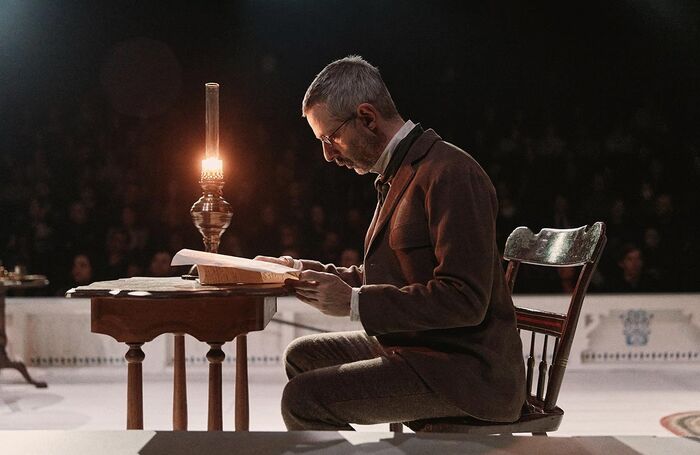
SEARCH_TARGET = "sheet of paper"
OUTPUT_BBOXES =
[171,249,298,274]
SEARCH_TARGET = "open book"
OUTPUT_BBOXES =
[171,249,300,285]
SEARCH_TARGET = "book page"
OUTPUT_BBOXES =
[171,249,298,274]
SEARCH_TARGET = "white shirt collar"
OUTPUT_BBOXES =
[370,120,416,176]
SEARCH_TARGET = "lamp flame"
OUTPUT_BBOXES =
[201,157,223,181]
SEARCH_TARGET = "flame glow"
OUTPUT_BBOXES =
[201,157,223,180]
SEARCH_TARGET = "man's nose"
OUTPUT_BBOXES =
[322,141,336,162]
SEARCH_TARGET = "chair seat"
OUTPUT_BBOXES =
[406,403,564,434]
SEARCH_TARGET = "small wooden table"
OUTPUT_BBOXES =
[68,277,290,431]
[0,276,49,388]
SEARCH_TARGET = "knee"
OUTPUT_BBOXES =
[281,370,353,431]
[281,375,313,430]
[283,334,316,379]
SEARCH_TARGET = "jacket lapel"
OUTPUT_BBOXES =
[364,129,441,257]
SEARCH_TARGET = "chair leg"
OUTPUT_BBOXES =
[390,422,403,433]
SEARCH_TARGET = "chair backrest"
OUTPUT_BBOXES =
[503,222,606,412]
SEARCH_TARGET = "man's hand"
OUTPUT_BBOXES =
[254,255,296,268]
[286,270,352,317]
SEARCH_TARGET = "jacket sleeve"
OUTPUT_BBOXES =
[358,160,498,335]
[298,260,364,287]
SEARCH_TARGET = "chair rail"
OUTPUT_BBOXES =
[504,223,605,266]
[516,307,566,337]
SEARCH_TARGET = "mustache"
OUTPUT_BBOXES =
[334,158,353,167]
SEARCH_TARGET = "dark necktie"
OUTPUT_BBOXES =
[373,124,423,209]
[375,177,391,208]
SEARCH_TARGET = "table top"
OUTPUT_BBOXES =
[0,275,49,291]
[85,277,284,342]
[67,276,291,299]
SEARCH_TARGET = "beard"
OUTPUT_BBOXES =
[341,127,382,175]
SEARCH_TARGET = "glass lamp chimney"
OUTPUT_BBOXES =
[205,82,219,159]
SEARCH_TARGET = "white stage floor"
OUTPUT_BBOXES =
[1,365,697,436]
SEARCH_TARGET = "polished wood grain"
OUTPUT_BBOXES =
[91,295,276,344]
[207,342,225,431]
[125,343,145,429]
[173,334,187,431]
[87,280,285,432]
[235,334,249,431]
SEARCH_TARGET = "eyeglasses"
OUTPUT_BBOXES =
[319,115,355,145]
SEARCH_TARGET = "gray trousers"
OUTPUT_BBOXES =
[281,330,468,430]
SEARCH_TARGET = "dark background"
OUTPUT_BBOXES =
[1,0,699,294]
[4,1,699,135]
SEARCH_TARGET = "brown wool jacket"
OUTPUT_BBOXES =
[301,128,526,422]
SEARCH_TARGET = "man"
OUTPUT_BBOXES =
[258,56,525,430]
[607,243,659,292]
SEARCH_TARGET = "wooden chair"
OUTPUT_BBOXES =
[402,222,607,435]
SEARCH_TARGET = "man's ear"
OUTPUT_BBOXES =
[356,103,379,131]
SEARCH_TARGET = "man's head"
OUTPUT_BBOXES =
[618,243,643,281]
[302,56,402,174]
[71,253,93,285]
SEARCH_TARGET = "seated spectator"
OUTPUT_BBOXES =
[99,227,129,279]
[607,243,660,292]
[59,201,100,258]
[319,231,341,264]
[71,253,94,286]
[121,206,149,254]
[126,255,145,277]
[55,252,94,295]
[148,250,174,277]
[339,248,361,268]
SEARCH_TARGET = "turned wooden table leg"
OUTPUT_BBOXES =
[235,334,249,431]
[206,342,225,431]
[173,334,187,431]
[125,343,145,430]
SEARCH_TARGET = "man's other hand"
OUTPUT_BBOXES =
[285,270,352,317]
[254,255,296,268]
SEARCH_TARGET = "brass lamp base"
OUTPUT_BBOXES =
[190,178,233,254]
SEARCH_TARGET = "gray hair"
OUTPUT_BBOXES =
[302,55,399,120]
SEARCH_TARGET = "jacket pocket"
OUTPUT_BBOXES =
[389,221,432,250]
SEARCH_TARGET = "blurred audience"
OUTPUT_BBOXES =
[1,95,696,295]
